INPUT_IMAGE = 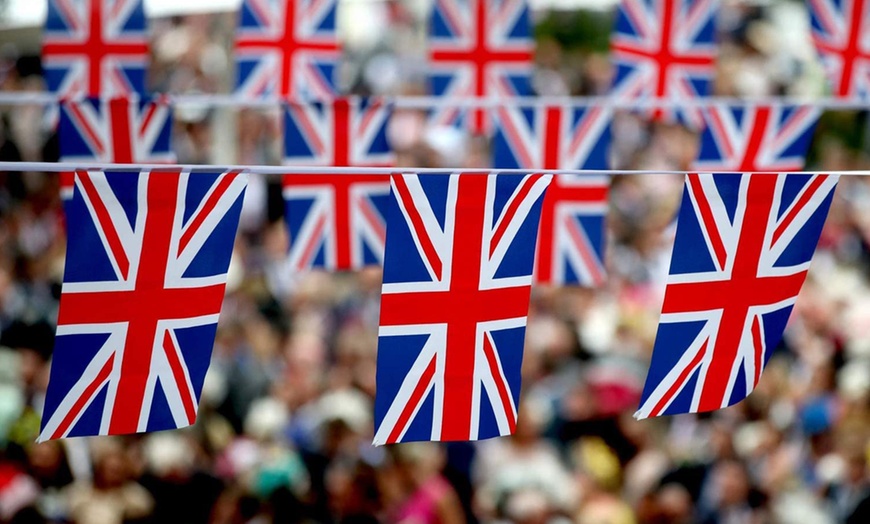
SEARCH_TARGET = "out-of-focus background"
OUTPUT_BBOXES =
[1,1,870,523]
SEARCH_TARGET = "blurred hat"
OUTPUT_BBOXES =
[585,357,644,417]
[244,397,290,442]
[316,389,371,434]
[800,396,838,436]
[143,432,194,476]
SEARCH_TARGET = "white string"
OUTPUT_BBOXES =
[3,161,870,176]
[0,92,869,110]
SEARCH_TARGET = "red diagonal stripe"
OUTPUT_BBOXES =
[296,213,328,270]
[772,175,828,245]
[751,316,763,387]
[162,331,197,425]
[78,172,130,279]
[68,103,105,157]
[564,213,605,285]
[179,173,238,253]
[687,174,727,270]
[650,339,708,418]
[482,333,516,434]
[392,175,443,280]
[489,175,540,257]
[138,101,158,137]
[50,353,115,440]
[387,354,437,444]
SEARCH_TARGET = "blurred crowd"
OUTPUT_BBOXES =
[2,1,870,523]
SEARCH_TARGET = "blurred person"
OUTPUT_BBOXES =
[384,443,464,524]
[139,432,224,524]
[420,126,470,168]
[0,446,40,522]
[697,460,767,524]
[209,314,282,433]
[287,389,373,521]
[0,348,25,446]
[553,381,638,467]
[174,117,213,165]
[474,398,577,519]
[64,438,153,524]
[824,442,870,523]
[621,419,669,508]
[323,457,382,524]
[655,483,694,524]
[387,100,429,163]
[3,323,55,448]
[501,487,568,524]
[572,437,635,524]
[24,441,73,522]
[217,397,309,501]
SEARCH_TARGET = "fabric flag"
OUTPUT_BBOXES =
[42,0,148,99]
[807,0,870,99]
[374,172,552,444]
[491,104,611,286]
[58,97,175,201]
[428,0,534,134]
[283,97,393,167]
[694,104,820,172]
[282,175,392,270]
[234,0,340,98]
[282,97,393,271]
[636,172,838,418]
[40,169,248,440]
[609,0,718,128]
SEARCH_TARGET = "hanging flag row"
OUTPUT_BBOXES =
[39,167,841,444]
[55,94,822,289]
[41,0,870,112]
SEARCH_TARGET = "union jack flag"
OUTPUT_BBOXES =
[283,97,392,166]
[283,98,393,270]
[43,0,148,99]
[40,169,248,440]
[609,0,718,128]
[533,176,609,286]
[374,172,552,444]
[636,172,838,418]
[491,104,612,171]
[283,175,391,270]
[58,97,175,200]
[234,0,340,98]
[428,0,534,134]
[694,104,820,172]
[807,0,870,98]
[491,104,612,286]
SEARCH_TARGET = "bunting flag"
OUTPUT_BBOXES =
[42,0,148,99]
[428,0,534,134]
[58,97,175,200]
[609,0,718,128]
[491,104,611,286]
[234,0,340,98]
[693,104,820,172]
[533,176,609,286]
[807,0,870,99]
[40,169,248,440]
[282,175,391,270]
[491,105,612,170]
[636,172,838,419]
[283,97,393,167]
[282,98,393,271]
[374,172,552,444]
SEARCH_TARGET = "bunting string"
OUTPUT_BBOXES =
[0,92,869,111]
[4,161,870,176]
